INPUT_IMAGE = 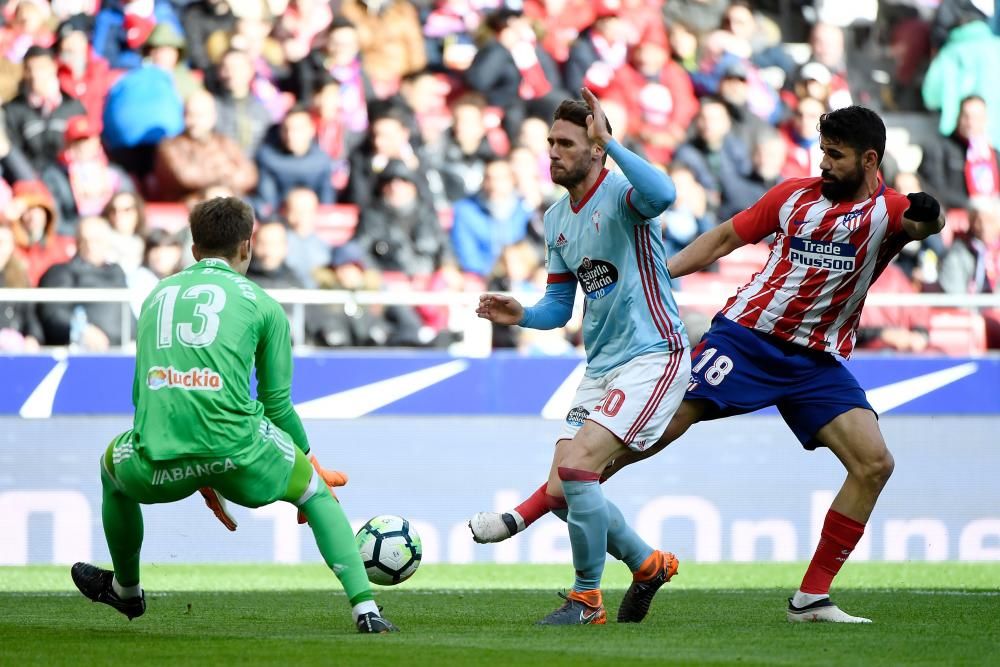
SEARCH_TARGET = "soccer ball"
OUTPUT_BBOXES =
[355,515,422,586]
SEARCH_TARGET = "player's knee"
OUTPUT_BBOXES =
[559,436,603,471]
[853,449,894,491]
[556,446,588,472]
[99,456,121,493]
[100,464,116,491]
[871,450,895,488]
[289,468,321,507]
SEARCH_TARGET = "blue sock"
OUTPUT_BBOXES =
[552,502,652,572]
[560,470,608,592]
[606,499,653,572]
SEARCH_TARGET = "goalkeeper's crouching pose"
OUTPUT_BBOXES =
[71,197,396,634]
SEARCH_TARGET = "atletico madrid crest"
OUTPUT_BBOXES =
[841,209,864,231]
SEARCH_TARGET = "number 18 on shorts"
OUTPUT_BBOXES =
[559,350,691,452]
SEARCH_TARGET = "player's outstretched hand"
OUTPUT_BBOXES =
[199,487,238,531]
[904,192,941,223]
[297,454,349,524]
[476,293,524,325]
[581,87,612,148]
[309,454,348,489]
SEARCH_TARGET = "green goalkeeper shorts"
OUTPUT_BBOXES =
[103,418,302,507]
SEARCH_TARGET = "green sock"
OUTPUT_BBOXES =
[300,488,374,606]
[100,466,143,588]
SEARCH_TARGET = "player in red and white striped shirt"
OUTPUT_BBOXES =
[721,175,912,357]
[469,106,945,624]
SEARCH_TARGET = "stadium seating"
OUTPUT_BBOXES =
[0,7,990,356]
[314,205,360,247]
[927,308,988,355]
[144,203,361,247]
[942,208,970,247]
[144,202,189,233]
[676,273,743,314]
[716,243,771,280]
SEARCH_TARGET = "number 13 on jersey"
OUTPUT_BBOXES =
[151,284,227,348]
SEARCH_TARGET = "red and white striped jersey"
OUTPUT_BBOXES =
[722,176,912,358]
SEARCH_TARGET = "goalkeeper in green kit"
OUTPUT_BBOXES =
[71,197,397,633]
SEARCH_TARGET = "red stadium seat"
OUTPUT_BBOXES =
[676,273,743,314]
[927,308,987,355]
[145,203,360,247]
[723,242,771,265]
[314,204,359,247]
[483,106,510,156]
[941,208,969,247]
[716,242,771,279]
[462,272,487,292]
[144,202,189,233]
[438,205,454,230]
[381,271,413,288]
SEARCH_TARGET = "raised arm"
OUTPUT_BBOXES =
[606,140,676,219]
[582,87,676,219]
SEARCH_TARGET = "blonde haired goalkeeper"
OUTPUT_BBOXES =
[70,197,397,634]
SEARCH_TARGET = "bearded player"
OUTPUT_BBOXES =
[471,105,945,624]
[476,88,691,625]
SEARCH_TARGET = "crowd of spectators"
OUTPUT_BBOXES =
[0,0,998,353]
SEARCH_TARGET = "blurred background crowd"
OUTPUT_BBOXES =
[0,0,997,354]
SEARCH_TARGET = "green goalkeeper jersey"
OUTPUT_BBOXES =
[132,257,310,460]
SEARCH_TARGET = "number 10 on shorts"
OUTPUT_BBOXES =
[692,348,734,386]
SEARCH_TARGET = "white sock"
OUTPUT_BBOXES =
[792,590,829,608]
[112,576,142,599]
[351,600,379,622]
[509,510,526,534]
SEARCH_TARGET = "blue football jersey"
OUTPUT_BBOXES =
[545,168,688,377]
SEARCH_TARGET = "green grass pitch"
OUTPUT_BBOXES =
[2,563,998,666]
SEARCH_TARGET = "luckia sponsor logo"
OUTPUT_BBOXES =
[147,366,223,391]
